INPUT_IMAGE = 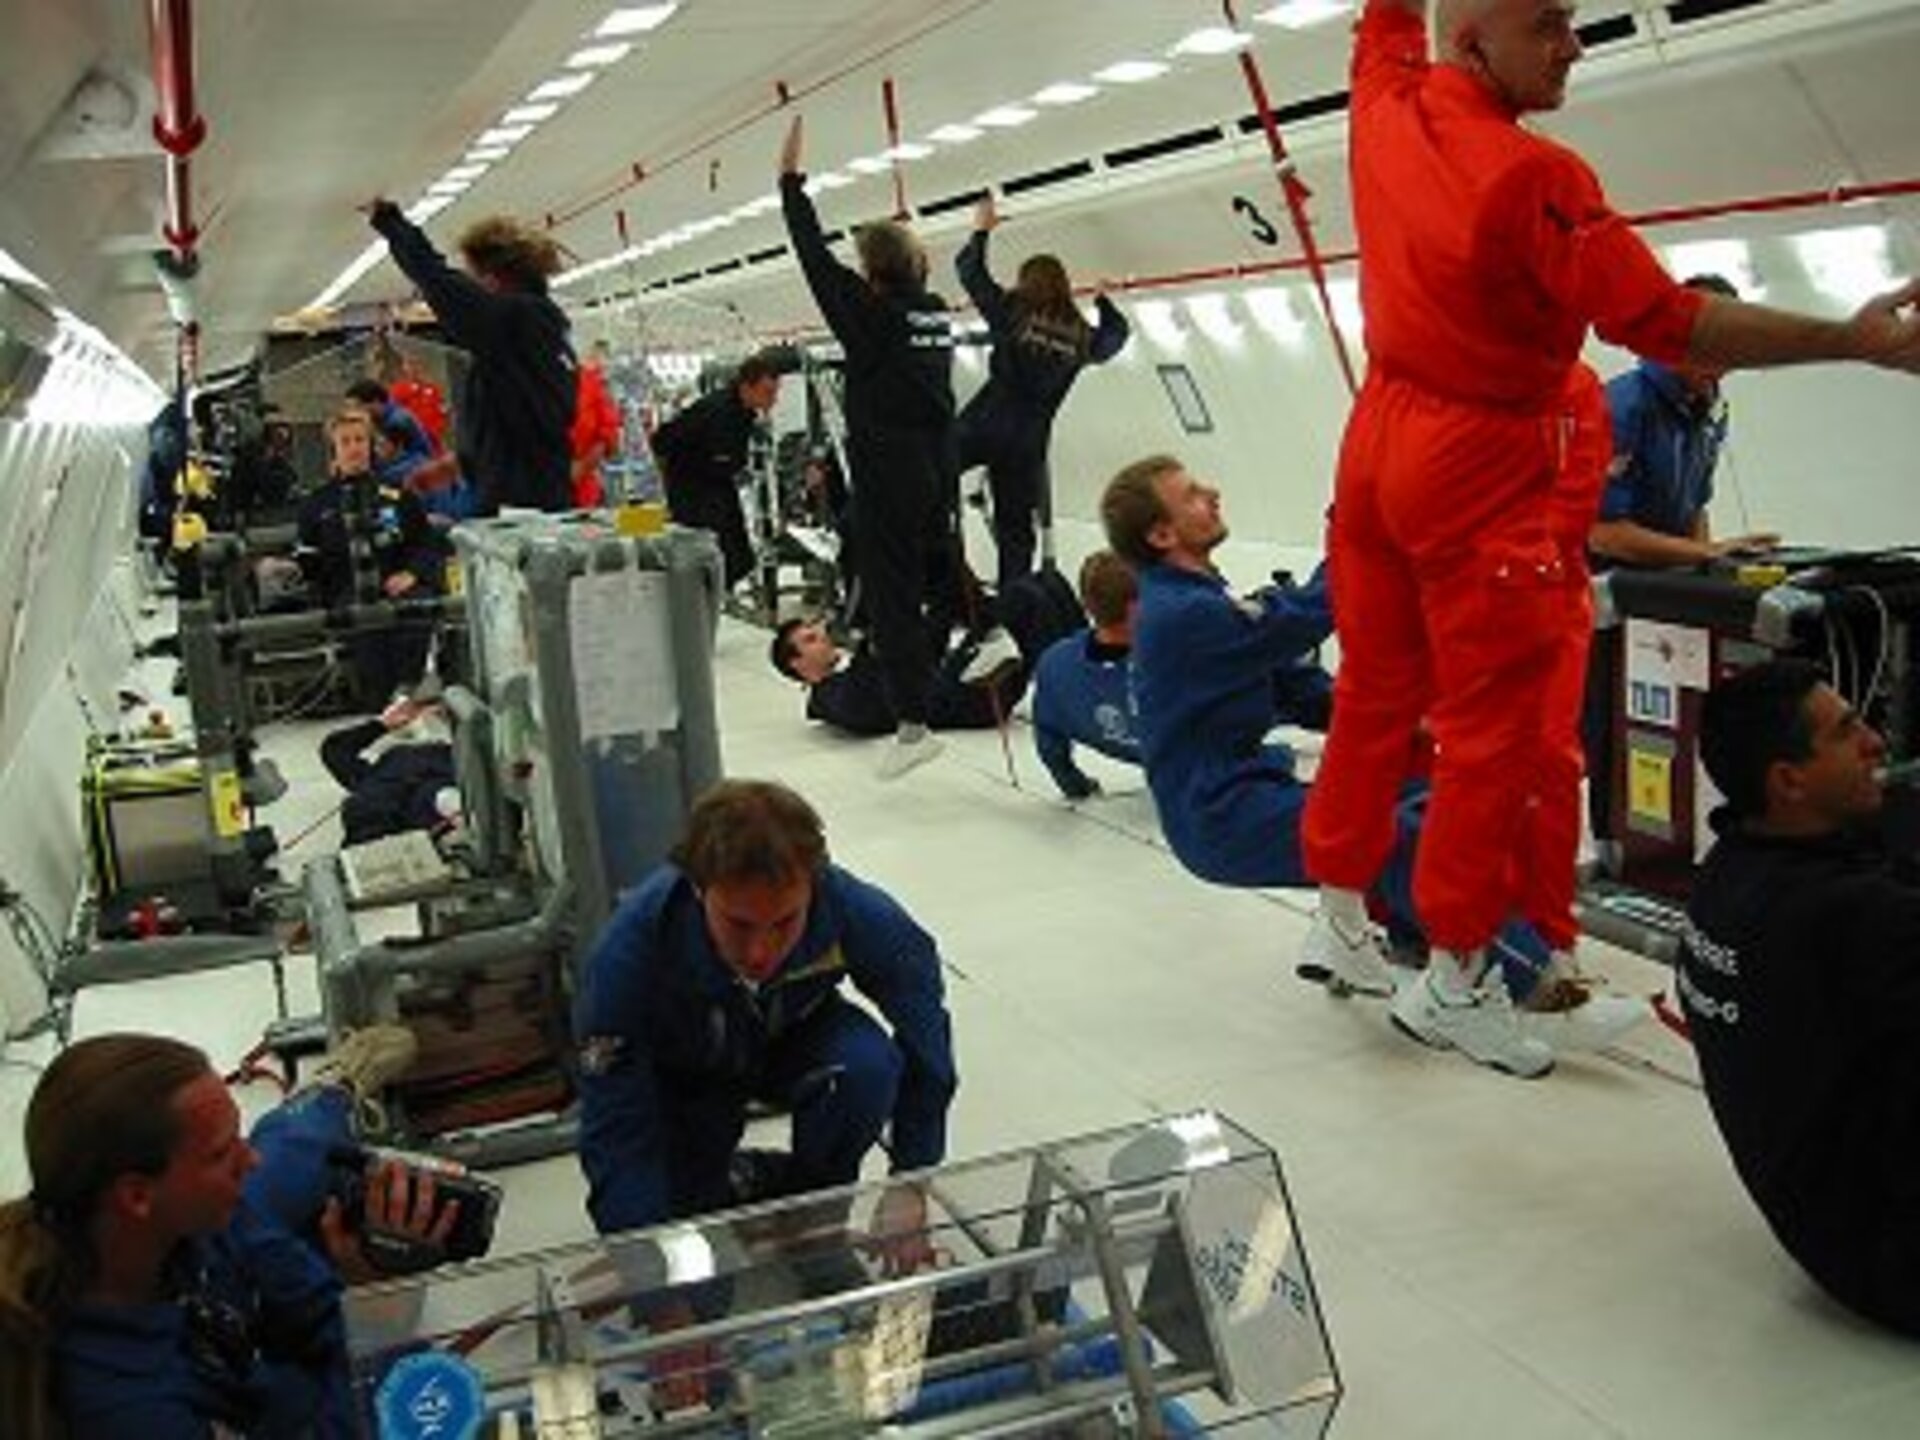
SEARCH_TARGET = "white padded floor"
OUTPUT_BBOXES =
[6,616,1918,1438]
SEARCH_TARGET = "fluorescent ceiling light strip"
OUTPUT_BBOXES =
[929,123,983,144]
[475,124,534,146]
[1033,82,1099,106]
[1253,0,1354,29]
[1096,60,1169,83]
[309,240,388,310]
[444,163,490,182]
[501,103,560,125]
[974,105,1038,128]
[846,156,892,175]
[529,73,596,102]
[465,147,510,163]
[1171,26,1254,55]
[806,171,854,193]
[595,4,678,38]
[883,142,935,161]
[567,41,634,68]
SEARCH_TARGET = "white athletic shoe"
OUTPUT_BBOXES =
[1296,908,1398,998]
[1390,965,1555,1078]
[1519,977,1652,1053]
[876,731,944,781]
[959,627,1021,684]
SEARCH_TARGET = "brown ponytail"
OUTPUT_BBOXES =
[0,1035,211,1439]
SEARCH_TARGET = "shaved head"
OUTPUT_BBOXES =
[1437,0,1582,112]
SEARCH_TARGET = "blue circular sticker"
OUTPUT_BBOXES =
[375,1350,487,1440]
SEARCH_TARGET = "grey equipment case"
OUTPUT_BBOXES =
[306,511,723,1166]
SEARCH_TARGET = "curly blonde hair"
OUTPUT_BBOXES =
[458,215,563,292]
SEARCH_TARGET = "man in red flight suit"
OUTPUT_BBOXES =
[1300,0,1920,1077]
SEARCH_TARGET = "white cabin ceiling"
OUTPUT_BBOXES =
[2,0,1917,376]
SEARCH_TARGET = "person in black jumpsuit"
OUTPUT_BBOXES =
[955,194,1130,589]
[779,116,957,776]
[651,353,781,589]
[365,202,576,514]
[1683,659,1920,1335]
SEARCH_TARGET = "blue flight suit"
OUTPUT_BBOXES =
[1600,360,1728,540]
[1132,561,1551,987]
[574,864,957,1236]
[1031,632,1142,800]
[55,1088,357,1438]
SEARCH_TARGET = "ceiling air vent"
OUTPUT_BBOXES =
[1002,160,1096,198]
[1238,89,1350,135]
[918,190,988,219]
[1577,12,1638,44]
[745,244,789,266]
[1667,0,1769,21]
[1104,125,1225,170]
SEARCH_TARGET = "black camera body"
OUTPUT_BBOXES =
[325,1145,502,1276]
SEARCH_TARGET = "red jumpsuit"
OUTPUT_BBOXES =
[1301,4,1703,954]
[570,361,624,508]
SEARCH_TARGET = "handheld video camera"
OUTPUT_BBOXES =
[326,1145,502,1276]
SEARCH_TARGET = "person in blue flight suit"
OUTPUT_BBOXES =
[1101,455,1648,1058]
[1032,550,1336,803]
[1588,274,1779,569]
[0,1029,448,1440]
[574,779,957,1246]
[345,379,435,487]
[954,194,1131,589]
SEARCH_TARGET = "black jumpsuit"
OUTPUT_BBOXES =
[781,173,957,726]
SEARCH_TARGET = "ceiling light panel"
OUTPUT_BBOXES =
[1171,27,1255,55]
[974,105,1039,128]
[883,142,935,161]
[846,156,893,175]
[1792,225,1897,307]
[443,163,490,182]
[501,103,560,125]
[475,125,534,146]
[567,42,634,68]
[529,73,596,102]
[465,146,510,162]
[928,123,984,144]
[1033,82,1099,106]
[1095,60,1170,83]
[595,5,679,38]
[1254,0,1354,29]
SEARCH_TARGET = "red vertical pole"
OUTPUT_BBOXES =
[1222,0,1359,397]
[882,76,909,221]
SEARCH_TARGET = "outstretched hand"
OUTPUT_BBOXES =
[779,114,804,176]
[1850,279,1920,373]
[973,193,1000,232]
[357,197,390,218]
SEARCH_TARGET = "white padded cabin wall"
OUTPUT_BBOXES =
[0,336,153,1035]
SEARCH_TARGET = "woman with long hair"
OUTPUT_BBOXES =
[0,1028,438,1437]
[955,194,1130,588]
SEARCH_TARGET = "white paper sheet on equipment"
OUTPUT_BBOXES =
[568,568,678,740]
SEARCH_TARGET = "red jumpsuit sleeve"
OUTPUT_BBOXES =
[1491,147,1705,365]
[1351,2,1429,113]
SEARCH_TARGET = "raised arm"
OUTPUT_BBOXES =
[954,196,1016,337]
[365,201,508,352]
[777,115,877,350]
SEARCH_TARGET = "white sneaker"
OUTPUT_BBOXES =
[310,1024,419,1133]
[1390,967,1555,1078]
[876,731,943,781]
[1296,909,1398,998]
[959,628,1021,684]
[1519,977,1652,1053]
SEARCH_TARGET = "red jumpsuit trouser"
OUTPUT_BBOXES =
[1303,373,1596,955]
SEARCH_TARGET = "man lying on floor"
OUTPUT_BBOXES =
[769,570,1082,744]
[1100,454,1650,1068]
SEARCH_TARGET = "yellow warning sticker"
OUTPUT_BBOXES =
[1628,748,1673,827]
[209,770,246,839]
